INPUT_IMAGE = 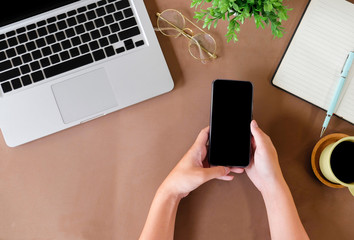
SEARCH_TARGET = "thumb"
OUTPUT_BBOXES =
[203,166,233,182]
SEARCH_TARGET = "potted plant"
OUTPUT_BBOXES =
[191,0,292,42]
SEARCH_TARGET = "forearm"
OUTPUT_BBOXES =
[261,180,309,240]
[139,187,181,240]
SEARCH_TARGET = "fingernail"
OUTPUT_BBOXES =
[252,120,258,128]
[224,167,231,174]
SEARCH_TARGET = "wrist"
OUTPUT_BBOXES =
[157,182,184,203]
[260,178,289,200]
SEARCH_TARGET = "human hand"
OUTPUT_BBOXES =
[159,126,240,200]
[231,120,285,194]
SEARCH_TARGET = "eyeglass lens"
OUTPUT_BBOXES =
[157,10,185,37]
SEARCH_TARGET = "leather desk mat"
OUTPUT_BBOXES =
[1,0,354,239]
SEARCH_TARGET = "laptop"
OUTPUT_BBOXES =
[0,0,174,147]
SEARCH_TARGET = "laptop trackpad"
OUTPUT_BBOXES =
[52,68,118,124]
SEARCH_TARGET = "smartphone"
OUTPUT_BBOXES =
[208,79,253,167]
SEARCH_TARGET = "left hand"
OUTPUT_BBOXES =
[159,126,240,199]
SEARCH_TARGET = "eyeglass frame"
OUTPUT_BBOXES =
[156,9,217,61]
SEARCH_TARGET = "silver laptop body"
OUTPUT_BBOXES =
[0,0,174,147]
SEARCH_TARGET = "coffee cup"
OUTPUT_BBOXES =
[319,136,354,196]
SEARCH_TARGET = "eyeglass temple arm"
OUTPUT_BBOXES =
[156,13,217,59]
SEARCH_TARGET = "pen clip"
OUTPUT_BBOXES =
[341,54,350,74]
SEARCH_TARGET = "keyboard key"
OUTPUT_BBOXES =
[81,33,91,43]
[95,18,105,28]
[69,48,80,57]
[100,26,110,36]
[123,8,133,18]
[0,51,5,61]
[31,70,45,82]
[57,20,68,30]
[0,40,8,51]
[104,15,114,25]
[87,3,97,10]
[8,37,18,47]
[35,38,46,48]
[6,48,16,58]
[0,60,12,71]
[77,6,87,13]
[37,27,48,36]
[6,30,16,38]
[75,25,86,35]
[65,28,76,38]
[45,35,56,44]
[67,10,77,16]
[0,68,21,82]
[40,58,51,67]
[119,17,137,30]
[30,61,41,71]
[76,13,87,23]
[96,7,106,17]
[86,10,97,20]
[116,46,125,54]
[118,26,140,40]
[89,40,99,50]
[50,54,60,64]
[104,46,115,57]
[37,20,46,27]
[113,11,124,21]
[108,34,119,44]
[25,42,36,51]
[85,21,95,31]
[21,75,32,86]
[11,78,22,89]
[99,37,109,47]
[61,40,72,50]
[18,34,28,43]
[105,4,116,14]
[47,23,58,33]
[67,17,78,26]
[59,51,70,61]
[79,44,90,54]
[71,36,81,46]
[32,49,43,59]
[11,57,22,67]
[22,53,32,63]
[51,43,62,53]
[47,17,57,24]
[109,23,120,33]
[57,13,67,20]
[135,40,144,47]
[44,53,94,78]
[20,64,31,74]
[115,0,130,10]
[92,49,105,61]
[41,46,52,56]
[1,81,12,93]
[56,31,66,41]
[27,30,38,40]
[90,30,101,40]
[16,45,26,55]
[124,39,134,50]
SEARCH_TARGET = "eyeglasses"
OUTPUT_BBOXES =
[156,9,217,64]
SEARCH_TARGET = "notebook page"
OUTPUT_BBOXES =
[273,0,354,123]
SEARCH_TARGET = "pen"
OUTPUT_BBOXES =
[320,51,354,137]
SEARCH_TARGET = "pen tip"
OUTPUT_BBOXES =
[320,127,326,138]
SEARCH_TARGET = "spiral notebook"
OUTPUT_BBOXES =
[272,0,354,124]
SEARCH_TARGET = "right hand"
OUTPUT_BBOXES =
[231,120,285,193]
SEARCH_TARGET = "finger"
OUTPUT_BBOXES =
[230,167,245,174]
[194,126,210,146]
[203,166,231,182]
[251,120,270,145]
[216,175,234,181]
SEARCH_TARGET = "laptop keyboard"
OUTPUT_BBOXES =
[0,0,145,94]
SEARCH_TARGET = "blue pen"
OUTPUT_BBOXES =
[320,51,354,137]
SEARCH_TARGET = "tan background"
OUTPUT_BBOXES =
[1,0,354,239]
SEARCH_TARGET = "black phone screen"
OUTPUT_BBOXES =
[208,79,253,167]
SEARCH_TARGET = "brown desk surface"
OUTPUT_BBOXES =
[1,0,354,239]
